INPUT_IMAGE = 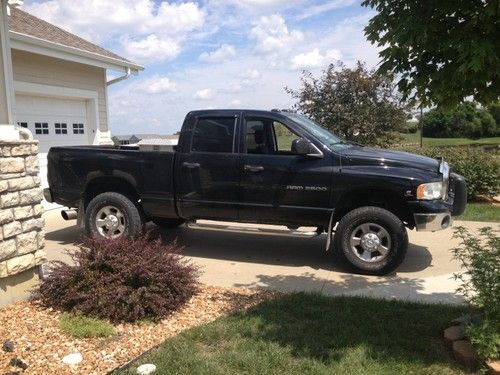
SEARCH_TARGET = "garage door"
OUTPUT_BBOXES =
[14,95,90,190]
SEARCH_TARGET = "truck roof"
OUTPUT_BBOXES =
[187,109,294,119]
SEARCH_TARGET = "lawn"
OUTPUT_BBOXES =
[458,203,500,223]
[117,294,472,375]
[400,131,500,147]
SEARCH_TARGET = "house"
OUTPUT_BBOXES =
[112,134,141,145]
[112,134,178,146]
[6,7,143,187]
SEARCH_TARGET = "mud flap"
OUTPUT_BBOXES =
[325,209,335,252]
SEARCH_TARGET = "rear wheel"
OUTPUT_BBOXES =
[152,218,185,229]
[85,192,143,239]
[333,206,408,275]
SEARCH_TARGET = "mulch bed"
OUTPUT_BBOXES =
[0,285,278,374]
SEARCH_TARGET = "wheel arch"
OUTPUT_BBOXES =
[83,176,140,210]
[334,188,414,227]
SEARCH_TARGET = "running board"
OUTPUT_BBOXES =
[186,221,321,238]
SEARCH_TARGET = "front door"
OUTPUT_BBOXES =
[175,115,240,220]
[238,115,333,226]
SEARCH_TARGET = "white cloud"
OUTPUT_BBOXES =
[291,48,342,69]
[122,34,180,63]
[193,88,214,100]
[139,75,177,94]
[199,44,236,62]
[230,99,242,106]
[250,14,304,53]
[23,0,205,63]
[296,0,357,20]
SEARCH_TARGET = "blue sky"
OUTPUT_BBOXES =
[22,0,380,135]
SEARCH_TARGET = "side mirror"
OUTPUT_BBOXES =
[291,138,323,158]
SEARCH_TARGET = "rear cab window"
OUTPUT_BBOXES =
[191,117,236,153]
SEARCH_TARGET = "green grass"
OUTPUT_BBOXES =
[117,294,472,375]
[59,313,116,339]
[458,203,500,222]
[400,131,500,147]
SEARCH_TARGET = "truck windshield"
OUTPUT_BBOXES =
[283,113,352,150]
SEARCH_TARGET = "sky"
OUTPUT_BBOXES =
[22,0,380,135]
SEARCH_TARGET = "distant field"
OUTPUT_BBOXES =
[400,131,500,147]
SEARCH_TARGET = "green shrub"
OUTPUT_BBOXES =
[422,102,499,139]
[34,233,200,323]
[396,146,500,200]
[452,227,500,360]
[59,313,115,338]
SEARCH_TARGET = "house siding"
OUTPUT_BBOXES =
[11,49,108,131]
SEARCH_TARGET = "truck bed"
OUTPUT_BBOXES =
[47,145,178,218]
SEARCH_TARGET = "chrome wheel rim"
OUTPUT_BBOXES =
[95,205,126,238]
[349,223,391,263]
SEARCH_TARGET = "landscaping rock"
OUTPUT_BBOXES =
[444,325,465,347]
[9,357,28,370]
[2,340,14,352]
[62,352,83,366]
[487,360,500,375]
[452,340,479,369]
[137,363,157,374]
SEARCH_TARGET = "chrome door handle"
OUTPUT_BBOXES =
[183,162,200,169]
[244,165,264,172]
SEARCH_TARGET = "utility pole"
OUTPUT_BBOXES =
[419,104,423,148]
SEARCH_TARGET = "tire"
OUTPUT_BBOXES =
[85,192,143,239]
[333,206,408,275]
[152,218,185,229]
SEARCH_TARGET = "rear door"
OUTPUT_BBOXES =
[175,114,240,220]
[238,115,333,226]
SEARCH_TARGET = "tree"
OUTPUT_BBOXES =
[422,102,498,139]
[286,61,407,147]
[362,0,500,108]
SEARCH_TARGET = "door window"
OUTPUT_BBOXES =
[244,118,300,155]
[55,123,68,135]
[273,121,299,153]
[191,117,236,153]
[34,122,49,135]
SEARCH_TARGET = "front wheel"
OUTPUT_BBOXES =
[333,206,408,275]
[85,192,143,239]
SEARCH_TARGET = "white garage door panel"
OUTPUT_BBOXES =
[14,95,90,195]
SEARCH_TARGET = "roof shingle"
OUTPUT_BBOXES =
[9,8,135,66]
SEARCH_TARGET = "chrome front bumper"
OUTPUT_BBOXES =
[414,212,452,232]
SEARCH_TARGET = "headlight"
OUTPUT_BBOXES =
[416,181,444,200]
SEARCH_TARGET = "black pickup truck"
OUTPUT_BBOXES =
[44,109,466,275]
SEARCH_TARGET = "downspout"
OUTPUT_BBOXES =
[106,67,131,86]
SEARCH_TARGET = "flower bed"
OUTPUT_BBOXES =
[0,285,277,374]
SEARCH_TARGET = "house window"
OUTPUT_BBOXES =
[153,145,160,151]
[17,122,28,128]
[73,123,84,134]
[55,123,68,135]
[35,122,49,135]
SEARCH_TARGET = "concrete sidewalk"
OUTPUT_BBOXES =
[43,209,499,305]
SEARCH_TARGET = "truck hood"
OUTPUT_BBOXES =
[340,146,440,173]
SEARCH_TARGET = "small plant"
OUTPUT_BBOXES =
[59,313,115,338]
[34,233,200,323]
[452,226,500,360]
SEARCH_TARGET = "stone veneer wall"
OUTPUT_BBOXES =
[0,140,46,306]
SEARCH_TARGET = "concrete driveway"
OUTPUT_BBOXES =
[43,209,499,305]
